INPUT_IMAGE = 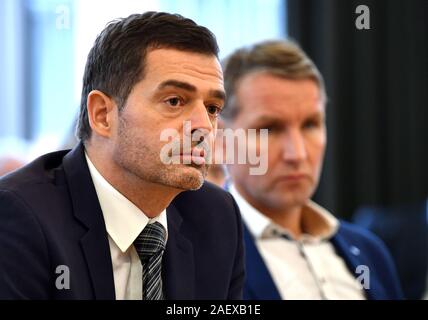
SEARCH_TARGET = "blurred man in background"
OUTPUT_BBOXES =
[0,157,24,177]
[222,40,403,300]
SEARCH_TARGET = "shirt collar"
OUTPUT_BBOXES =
[229,184,271,238]
[85,153,168,253]
[229,183,338,242]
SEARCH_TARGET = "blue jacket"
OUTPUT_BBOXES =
[243,221,404,300]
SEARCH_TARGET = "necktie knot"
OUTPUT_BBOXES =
[134,222,166,264]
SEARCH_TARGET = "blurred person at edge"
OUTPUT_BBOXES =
[0,157,25,177]
[222,40,403,300]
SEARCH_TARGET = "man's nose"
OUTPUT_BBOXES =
[181,102,213,148]
[282,129,307,163]
[187,102,213,138]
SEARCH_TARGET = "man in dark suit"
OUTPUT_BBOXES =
[0,12,244,300]
[353,202,428,299]
[221,40,402,300]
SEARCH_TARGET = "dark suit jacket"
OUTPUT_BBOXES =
[0,143,245,299]
[353,204,428,300]
[243,221,404,300]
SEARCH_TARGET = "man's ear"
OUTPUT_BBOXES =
[87,90,117,139]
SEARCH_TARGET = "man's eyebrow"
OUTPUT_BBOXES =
[158,80,197,92]
[254,115,281,123]
[251,116,284,127]
[209,89,226,102]
[157,79,226,101]
[251,111,325,127]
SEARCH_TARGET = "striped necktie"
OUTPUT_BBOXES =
[134,222,166,300]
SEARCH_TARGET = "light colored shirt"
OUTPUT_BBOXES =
[229,184,366,300]
[85,153,168,300]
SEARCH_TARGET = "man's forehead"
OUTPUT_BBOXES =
[239,73,319,95]
[236,97,325,124]
[252,109,324,122]
[145,48,223,79]
[236,73,324,113]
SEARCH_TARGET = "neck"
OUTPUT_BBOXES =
[235,184,304,239]
[86,144,180,218]
[264,206,303,239]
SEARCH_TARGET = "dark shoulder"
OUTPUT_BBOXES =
[171,181,238,222]
[170,182,242,249]
[338,220,389,254]
[0,149,69,193]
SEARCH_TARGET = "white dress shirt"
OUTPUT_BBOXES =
[85,154,168,300]
[229,185,365,300]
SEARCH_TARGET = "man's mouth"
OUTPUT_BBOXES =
[174,147,206,166]
[164,138,210,167]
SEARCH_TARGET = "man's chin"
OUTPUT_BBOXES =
[175,177,204,191]
[282,193,312,207]
[166,166,206,191]
[268,188,311,207]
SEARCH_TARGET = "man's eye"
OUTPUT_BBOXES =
[264,124,282,132]
[207,105,222,117]
[165,97,183,107]
[303,120,319,129]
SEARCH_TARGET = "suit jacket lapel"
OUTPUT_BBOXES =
[243,224,281,300]
[331,229,382,300]
[163,204,195,299]
[63,143,116,300]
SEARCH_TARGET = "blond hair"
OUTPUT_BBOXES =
[221,40,326,120]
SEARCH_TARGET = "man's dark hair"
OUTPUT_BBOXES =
[76,11,219,142]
